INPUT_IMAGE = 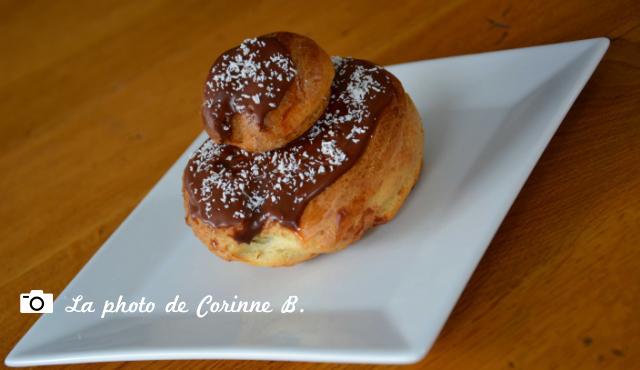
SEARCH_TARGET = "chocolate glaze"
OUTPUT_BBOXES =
[185,58,396,243]
[202,36,296,141]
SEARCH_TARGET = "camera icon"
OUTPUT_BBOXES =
[20,290,53,314]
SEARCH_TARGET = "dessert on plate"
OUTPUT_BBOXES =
[184,32,423,266]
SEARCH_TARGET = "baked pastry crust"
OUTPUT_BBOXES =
[184,71,423,266]
[203,32,334,153]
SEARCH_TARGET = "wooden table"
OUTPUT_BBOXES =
[1,1,639,369]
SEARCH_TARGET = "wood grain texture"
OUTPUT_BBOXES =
[1,0,639,369]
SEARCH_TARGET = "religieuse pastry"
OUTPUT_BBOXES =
[183,32,424,267]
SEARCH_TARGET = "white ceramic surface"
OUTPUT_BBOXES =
[6,38,609,367]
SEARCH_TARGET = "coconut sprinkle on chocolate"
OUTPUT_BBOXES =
[186,57,396,242]
[202,36,297,138]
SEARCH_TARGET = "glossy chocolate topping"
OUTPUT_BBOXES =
[185,57,396,243]
[202,36,296,141]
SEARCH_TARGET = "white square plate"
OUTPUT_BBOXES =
[6,38,608,367]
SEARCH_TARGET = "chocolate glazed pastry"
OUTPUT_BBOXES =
[202,32,334,152]
[184,56,424,266]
